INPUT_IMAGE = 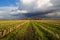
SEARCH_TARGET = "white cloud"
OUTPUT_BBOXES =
[0,6,18,19]
[10,10,28,14]
[21,0,35,5]
[0,6,18,11]
[0,6,18,15]
[45,11,60,17]
[0,6,17,14]
[17,10,28,13]
[36,0,53,8]
[0,6,28,15]
[19,0,53,12]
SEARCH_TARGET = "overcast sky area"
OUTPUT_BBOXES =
[0,0,60,19]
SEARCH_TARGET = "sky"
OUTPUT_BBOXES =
[0,0,60,19]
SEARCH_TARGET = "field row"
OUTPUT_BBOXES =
[33,20,60,40]
[0,20,29,39]
[0,20,60,40]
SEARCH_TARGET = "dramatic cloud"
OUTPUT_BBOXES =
[0,0,60,19]
[19,0,53,12]
[0,6,27,19]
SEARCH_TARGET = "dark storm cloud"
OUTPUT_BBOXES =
[0,0,60,19]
